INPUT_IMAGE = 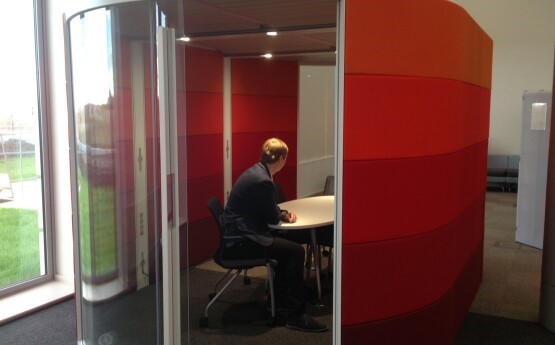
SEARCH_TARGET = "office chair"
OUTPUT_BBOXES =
[323,175,334,196]
[274,183,286,204]
[319,176,334,277]
[200,196,277,328]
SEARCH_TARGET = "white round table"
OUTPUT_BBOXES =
[268,195,334,300]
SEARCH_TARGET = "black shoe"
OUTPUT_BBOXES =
[285,313,328,332]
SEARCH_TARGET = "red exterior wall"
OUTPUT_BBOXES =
[341,1,493,343]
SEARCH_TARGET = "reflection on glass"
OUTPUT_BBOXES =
[71,8,118,283]
[68,2,161,344]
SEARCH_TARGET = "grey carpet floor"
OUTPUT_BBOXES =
[1,268,555,345]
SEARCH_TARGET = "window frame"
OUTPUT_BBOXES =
[0,0,54,297]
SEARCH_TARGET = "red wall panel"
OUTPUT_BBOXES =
[232,95,298,133]
[341,195,484,324]
[185,92,223,136]
[186,218,220,267]
[185,46,223,93]
[231,59,298,199]
[183,46,224,265]
[343,141,487,244]
[232,59,298,96]
[344,76,490,160]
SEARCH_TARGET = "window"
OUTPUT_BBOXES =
[0,0,52,296]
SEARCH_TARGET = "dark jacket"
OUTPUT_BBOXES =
[222,162,281,246]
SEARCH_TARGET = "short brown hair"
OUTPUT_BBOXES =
[260,138,288,164]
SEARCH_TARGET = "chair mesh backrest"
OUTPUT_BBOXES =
[323,176,334,196]
[206,196,225,234]
[274,183,286,204]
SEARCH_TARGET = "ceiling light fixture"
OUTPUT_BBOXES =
[266,31,278,36]
[178,36,190,42]
[262,53,273,58]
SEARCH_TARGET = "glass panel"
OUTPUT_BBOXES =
[0,0,48,292]
[67,2,164,344]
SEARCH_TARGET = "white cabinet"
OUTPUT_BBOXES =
[516,90,552,249]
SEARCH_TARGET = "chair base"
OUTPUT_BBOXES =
[200,263,276,329]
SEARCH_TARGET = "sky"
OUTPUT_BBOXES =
[0,1,38,121]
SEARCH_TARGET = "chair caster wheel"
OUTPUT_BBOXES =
[243,277,251,285]
[199,317,208,328]
[267,317,277,327]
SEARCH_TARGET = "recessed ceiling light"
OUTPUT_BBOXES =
[178,36,190,42]
[266,31,278,36]
[262,53,273,58]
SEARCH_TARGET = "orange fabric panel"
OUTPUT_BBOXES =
[345,0,493,89]
[185,46,223,93]
[232,94,297,133]
[342,141,487,244]
[231,59,298,96]
[344,75,490,160]
[341,195,484,325]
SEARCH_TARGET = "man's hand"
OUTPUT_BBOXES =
[281,211,297,223]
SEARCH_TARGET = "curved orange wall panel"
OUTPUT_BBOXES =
[232,59,298,200]
[342,0,492,343]
[345,0,493,89]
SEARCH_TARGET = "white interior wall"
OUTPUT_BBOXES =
[452,0,555,155]
[45,0,74,282]
[297,65,335,197]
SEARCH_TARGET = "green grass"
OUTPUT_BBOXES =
[0,155,37,181]
[0,208,42,289]
[0,171,118,290]
[78,172,118,277]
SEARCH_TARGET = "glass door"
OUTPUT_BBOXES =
[65,1,185,344]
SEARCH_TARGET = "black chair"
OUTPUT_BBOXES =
[200,196,278,328]
[319,176,334,276]
[323,175,334,196]
[274,183,286,204]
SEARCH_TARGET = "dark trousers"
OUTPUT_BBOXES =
[225,237,306,313]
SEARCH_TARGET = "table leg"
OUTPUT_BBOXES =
[310,228,322,301]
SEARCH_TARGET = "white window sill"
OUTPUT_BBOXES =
[0,276,74,325]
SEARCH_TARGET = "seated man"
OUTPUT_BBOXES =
[222,138,327,333]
